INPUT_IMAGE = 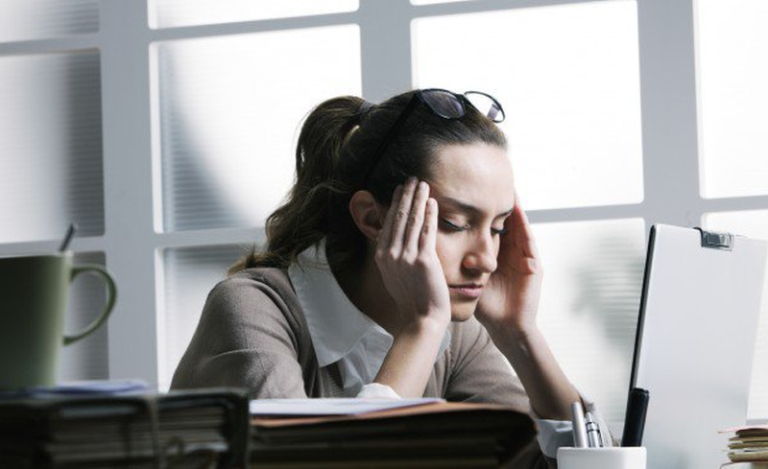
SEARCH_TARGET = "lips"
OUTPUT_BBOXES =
[449,284,484,299]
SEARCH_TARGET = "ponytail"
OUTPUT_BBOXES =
[228,96,366,274]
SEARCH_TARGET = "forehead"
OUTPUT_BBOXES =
[427,143,516,214]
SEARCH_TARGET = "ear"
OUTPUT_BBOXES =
[349,190,385,242]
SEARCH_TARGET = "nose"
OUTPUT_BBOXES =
[462,231,498,274]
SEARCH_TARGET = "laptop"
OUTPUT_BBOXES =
[628,224,767,468]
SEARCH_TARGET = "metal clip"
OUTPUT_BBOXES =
[695,228,733,251]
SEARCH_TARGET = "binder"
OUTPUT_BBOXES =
[0,388,250,468]
[629,224,768,468]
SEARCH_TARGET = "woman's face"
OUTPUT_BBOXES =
[427,143,516,321]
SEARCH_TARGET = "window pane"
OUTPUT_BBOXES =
[0,51,104,243]
[413,1,644,210]
[0,0,98,43]
[697,0,768,198]
[155,26,362,232]
[149,0,358,29]
[532,218,646,424]
[703,210,768,421]
[159,245,246,391]
[60,252,110,382]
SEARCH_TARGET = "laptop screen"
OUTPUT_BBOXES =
[628,224,766,467]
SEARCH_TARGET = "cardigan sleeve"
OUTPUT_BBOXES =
[170,275,313,398]
[446,318,558,469]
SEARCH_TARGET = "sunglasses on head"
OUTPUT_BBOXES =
[362,88,505,187]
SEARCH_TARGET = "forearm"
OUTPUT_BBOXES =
[374,316,448,398]
[486,324,579,420]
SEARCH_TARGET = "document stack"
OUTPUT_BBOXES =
[722,425,768,467]
[249,398,535,469]
[0,387,250,468]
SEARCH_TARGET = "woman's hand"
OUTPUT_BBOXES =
[375,178,452,331]
[475,194,543,335]
[475,196,580,420]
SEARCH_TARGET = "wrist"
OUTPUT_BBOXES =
[484,321,544,364]
[483,317,539,342]
[398,311,449,338]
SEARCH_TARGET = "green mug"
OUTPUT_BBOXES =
[0,252,117,391]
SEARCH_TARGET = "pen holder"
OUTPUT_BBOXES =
[557,447,646,469]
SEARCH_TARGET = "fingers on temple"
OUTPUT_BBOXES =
[377,184,402,249]
[389,178,418,254]
[512,202,540,258]
[420,198,438,253]
[404,181,429,257]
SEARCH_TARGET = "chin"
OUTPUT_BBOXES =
[450,302,478,322]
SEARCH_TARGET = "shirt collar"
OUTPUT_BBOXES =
[288,240,390,368]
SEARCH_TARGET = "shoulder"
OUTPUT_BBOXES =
[172,266,318,395]
[202,267,306,336]
[209,267,297,311]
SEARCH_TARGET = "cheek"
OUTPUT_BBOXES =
[435,233,463,274]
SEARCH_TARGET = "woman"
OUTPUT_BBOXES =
[172,89,609,467]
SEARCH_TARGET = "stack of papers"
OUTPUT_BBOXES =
[721,425,768,466]
[249,397,444,416]
[0,387,249,468]
[249,398,535,468]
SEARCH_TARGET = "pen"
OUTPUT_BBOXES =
[621,387,650,447]
[58,223,77,252]
[585,411,603,448]
[571,402,588,448]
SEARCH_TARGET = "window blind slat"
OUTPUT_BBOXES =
[0,50,104,243]
[0,0,98,43]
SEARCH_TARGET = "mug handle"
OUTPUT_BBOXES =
[63,264,118,346]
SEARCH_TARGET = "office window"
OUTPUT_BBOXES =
[158,245,246,391]
[532,219,646,421]
[149,0,358,29]
[0,0,98,43]
[154,26,362,233]
[9,0,768,425]
[412,0,644,211]
[0,50,104,244]
[697,0,768,198]
[703,211,768,421]
[60,252,110,382]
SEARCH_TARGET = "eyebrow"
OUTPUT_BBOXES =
[436,196,513,219]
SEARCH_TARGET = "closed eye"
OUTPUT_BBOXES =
[441,218,508,236]
[440,218,467,232]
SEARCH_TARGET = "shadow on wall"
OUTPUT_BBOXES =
[63,50,104,238]
[571,234,645,364]
[159,46,254,234]
[569,233,646,421]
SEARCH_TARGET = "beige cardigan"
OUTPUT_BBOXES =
[171,267,557,468]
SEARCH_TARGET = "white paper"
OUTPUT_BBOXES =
[249,397,444,416]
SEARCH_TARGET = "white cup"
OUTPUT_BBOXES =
[557,447,646,469]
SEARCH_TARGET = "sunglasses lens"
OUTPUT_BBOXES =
[465,92,505,123]
[421,90,465,119]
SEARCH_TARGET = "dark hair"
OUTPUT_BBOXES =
[228,90,507,276]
